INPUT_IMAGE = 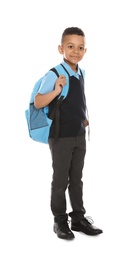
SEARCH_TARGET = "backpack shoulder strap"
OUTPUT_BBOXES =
[50,67,60,77]
[53,64,70,100]
[60,64,70,77]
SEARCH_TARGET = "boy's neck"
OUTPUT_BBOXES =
[64,59,78,72]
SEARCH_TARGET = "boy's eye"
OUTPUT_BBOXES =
[79,46,84,50]
[68,45,73,49]
[68,45,85,50]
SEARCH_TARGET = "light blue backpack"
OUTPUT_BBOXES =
[25,64,70,144]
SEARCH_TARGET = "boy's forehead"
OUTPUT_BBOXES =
[62,34,85,45]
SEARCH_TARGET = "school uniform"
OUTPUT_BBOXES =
[39,61,87,223]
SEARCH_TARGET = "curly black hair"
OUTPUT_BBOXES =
[61,27,85,43]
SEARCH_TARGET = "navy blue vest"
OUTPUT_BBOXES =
[49,74,86,138]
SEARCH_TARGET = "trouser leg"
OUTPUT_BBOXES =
[68,134,86,222]
[49,137,73,222]
[48,135,86,223]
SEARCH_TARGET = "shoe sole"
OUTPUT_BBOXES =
[54,227,75,240]
[71,226,103,236]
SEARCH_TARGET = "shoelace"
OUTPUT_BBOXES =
[85,216,94,225]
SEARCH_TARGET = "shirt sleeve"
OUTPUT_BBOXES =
[38,70,58,95]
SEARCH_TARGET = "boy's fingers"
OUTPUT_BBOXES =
[59,75,65,79]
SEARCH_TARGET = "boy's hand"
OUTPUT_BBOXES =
[55,75,66,95]
[84,119,89,127]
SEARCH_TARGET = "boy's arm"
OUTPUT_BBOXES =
[34,74,66,109]
[34,90,58,109]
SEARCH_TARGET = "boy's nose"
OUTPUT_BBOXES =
[73,48,79,54]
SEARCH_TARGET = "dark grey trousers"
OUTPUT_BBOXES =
[48,134,86,223]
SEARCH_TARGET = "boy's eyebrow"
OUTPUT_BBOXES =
[66,42,85,46]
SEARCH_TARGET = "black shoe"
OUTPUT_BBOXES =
[71,217,103,236]
[54,220,75,240]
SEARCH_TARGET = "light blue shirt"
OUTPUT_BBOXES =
[38,61,85,95]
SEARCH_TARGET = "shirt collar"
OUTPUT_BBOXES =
[61,60,81,77]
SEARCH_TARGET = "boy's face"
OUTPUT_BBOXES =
[58,34,87,67]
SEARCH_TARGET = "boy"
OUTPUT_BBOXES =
[34,27,103,239]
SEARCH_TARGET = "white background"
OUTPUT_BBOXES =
[0,0,129,259]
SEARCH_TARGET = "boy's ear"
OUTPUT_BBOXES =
[85,48,87,54]
[58,45,63,54]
